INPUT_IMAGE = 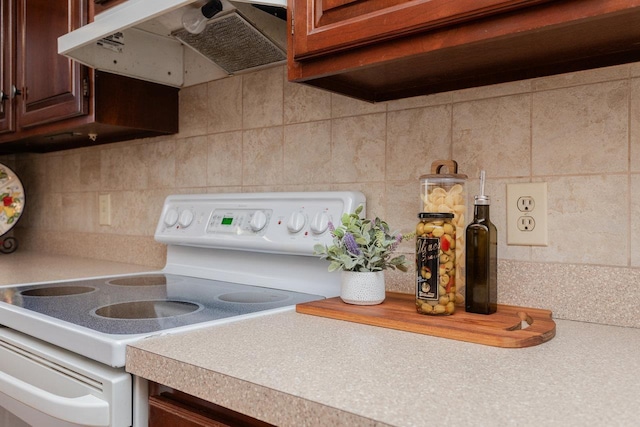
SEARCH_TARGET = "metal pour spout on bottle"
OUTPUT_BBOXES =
[465,170,498,314]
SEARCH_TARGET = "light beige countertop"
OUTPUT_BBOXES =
[127,308,640,427]
[2,252,639,426]
[0,251,151,286]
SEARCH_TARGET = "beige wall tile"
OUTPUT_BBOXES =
[331,182,386,220]
[384,181,417,254]
[206,185,243,194]
[532,64,629,91]
[387,91,452,112]
[21,191,63,230]
[452,94,531,179]
[207,75,243,133]
[100,144,149,191]
[46,154,66,193]
[331,93,387,118]
[630,78,640,173]
[631,174,640,267]
[532,175,628,265]
[242,127,284,186]
[61,192,95,233]
[14,154,48,195]
[109,190,169,236]
[175,136,209,188]
[207,132,243,187]
[532,81,628,175]
[452,80,531,103]
[108,191,134,235]
[283,79,331,124]
[146,138,176,189]
[243,67,284,129]
[331,113,386,183]
[59,151,101,193]
[179,84,209,138]
[284,121,331,184]
[386,105,451,181]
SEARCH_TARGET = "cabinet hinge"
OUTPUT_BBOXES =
[83,78,89,97]
[291,17,294,36]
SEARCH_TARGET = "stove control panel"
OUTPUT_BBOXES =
[155,191,366,255]
[206,209,272,235]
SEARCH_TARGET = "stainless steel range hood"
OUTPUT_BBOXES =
[58,0,287,87]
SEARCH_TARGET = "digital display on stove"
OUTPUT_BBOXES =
[221,217,233,225]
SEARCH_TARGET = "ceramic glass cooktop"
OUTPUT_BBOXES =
[0,274,323,335]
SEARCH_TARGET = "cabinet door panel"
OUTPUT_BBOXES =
[149,396,231,427]
[0,0,14,134]
[16,0,87,129]
[292,0,552,59]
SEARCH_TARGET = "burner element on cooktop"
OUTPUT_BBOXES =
[94,300,200,319]
[20,286,95,297]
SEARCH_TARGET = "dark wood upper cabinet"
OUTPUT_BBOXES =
[0,0,178,154]
[0,0,14,135]
[292,0,551,59]
[288,0,640,102]
[16,0,87,129]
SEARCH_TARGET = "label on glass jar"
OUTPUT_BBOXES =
[416,236,440,301]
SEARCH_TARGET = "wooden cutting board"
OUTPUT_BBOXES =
[296,292,555,348]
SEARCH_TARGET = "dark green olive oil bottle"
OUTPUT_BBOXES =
[465,171,497,314]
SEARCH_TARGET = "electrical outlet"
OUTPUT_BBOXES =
[517,216,535,231]
[507,183,548,246]
[517,196,535,212]
[99,194,111,226]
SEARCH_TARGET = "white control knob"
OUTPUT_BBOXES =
[164,208,179,227]
[178,209,194,228]
[249,210,268,232]
[310,212,330,235]
[287,211,306,233]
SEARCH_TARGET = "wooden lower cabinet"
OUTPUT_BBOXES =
[148,382,274,427]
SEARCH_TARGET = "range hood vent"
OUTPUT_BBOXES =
[58,0,287,88]
[173,11,285,74]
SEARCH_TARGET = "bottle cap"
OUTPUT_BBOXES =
[474,195,490,205]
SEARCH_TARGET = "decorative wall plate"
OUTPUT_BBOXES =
[0,163,25,238]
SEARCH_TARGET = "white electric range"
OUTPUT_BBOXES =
[0,191,365,427]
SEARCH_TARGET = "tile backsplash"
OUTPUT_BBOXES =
[2,63,640,327]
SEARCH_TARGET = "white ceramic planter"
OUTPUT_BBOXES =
[340,271,386,305]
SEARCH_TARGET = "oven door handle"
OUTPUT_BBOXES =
[0,370,110,426]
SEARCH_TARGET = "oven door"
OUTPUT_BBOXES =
[0,327,132,427]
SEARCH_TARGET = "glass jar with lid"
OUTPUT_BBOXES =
[415,212,457,315]
[419,160,467,305]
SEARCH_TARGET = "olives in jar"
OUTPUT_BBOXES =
[415,212,457,315]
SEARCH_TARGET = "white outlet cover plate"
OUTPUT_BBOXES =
[506,182,548,246]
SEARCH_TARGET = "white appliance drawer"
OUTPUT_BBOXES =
[0,327,132,427]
